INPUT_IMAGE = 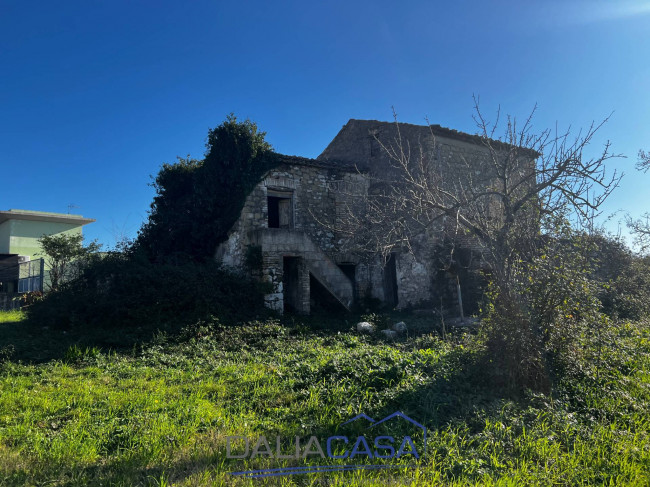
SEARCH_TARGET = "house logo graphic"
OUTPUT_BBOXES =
[227,411,426,478]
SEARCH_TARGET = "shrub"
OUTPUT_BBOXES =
[243,244,263,275]
[603,256,650,320]
[480,226,604,392]
[27,116,281,333]
[480,285,549,392]
[134,115,278,262]
[587,234,650,320]
[26,251,270,331]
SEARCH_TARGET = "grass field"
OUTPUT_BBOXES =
[0,311,649,486]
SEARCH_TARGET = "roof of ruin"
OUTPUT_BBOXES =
[274,153,361,172]
[317,119,539,164]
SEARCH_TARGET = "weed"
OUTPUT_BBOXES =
[0,310,648,485]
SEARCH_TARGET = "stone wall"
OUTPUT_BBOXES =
[216,164,367,267]
[216,119,534,314]
[214,149,490,313]
[215,163,372,312]
[317,120,517,312]
[396,252,433,307]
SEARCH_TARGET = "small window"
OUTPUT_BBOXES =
[267,192,293,228]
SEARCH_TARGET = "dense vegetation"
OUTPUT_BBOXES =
[26,252,270,331]
[26,115,278,331]
[134,115,278,262]
[0,311,649,486]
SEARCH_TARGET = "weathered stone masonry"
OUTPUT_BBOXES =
[216,158,368,313]
[215,119,529,314]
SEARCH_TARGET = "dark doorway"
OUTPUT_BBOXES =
[338,263,355,282]
[383,253,398,307]
[283,257,301,313]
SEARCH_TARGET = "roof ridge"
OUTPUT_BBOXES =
[326,118,539,157]
[273,152,361,172]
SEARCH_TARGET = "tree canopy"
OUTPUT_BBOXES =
[38,233,101,292]
[135,115,277,262]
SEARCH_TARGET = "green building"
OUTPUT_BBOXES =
[0,209,95,294]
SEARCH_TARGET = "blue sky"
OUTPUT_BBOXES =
[1,1,649,248]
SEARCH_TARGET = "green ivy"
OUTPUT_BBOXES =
[135,114,279,262]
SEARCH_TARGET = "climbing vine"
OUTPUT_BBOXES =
[135,115,280,262]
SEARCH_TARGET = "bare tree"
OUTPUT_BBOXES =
[334,100,622,290]
[625,149,650,252]
[636,149,650,173]
[326,103,623,390]
[627,215,650,253]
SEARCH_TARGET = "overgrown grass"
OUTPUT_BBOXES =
[0,310,648,485]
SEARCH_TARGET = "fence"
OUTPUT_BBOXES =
[0,293,22,311]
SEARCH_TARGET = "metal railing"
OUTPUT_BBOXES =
[0,258,44,310]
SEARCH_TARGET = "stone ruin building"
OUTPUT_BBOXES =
[215,119,526,314]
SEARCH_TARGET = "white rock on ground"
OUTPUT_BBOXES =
[392,321,408,333]
[356,321,375,333]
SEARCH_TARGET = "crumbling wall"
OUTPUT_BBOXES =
[215,120,523,313]
[215,163,372,312]
[215,164,367,266]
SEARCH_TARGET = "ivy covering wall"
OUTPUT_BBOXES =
[135,115,280,262]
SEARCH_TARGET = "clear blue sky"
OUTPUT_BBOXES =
[2,1,649,248]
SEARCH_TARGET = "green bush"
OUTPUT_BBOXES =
[480,285,549,392]
[135,115,278,262]
[587,234,650,320]
[603,256,650,320]
[480,226,604,392]
[243,244,263,275]
[26,251,270,331]
[26,116,282,334]
[480,226,650,392]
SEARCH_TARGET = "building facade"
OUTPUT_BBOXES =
[0,209,95,294]
[215,119,531,314]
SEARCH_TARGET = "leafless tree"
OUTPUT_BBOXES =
[627,215,650,252]
[333,100,622,289]
[625,149,650,252]
[636,149,650,173]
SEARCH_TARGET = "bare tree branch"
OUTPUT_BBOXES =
[328,104,622,288]
[637,149,650,173]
